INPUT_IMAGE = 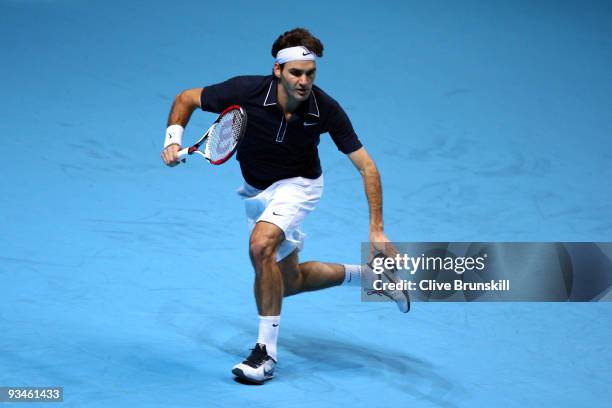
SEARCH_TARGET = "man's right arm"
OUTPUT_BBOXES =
[161,88,203,167]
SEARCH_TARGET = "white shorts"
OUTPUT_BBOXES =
[237,175,324,261]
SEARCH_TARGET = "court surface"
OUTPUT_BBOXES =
[1,1,611,406]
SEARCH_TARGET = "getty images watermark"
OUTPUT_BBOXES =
[370,251,509,293]
[361,242,612,302]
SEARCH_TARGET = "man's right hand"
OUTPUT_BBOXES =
[161,144,182,167]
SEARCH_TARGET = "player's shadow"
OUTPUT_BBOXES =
[279,334,459,408]
[157,303,462,405]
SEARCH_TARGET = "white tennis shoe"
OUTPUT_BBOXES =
[365,254,411,313]
[232,343,276,384]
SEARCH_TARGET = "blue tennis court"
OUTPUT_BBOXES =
[2,0,611,406]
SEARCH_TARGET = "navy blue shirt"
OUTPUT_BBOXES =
[200,75,362,189]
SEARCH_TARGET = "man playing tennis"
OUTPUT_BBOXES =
[161,28,408,384]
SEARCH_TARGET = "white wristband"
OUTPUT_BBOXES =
[164,124,184,148]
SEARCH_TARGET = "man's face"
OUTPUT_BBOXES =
[275,60,317,102]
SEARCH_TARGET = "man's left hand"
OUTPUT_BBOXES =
[369,230,399,261]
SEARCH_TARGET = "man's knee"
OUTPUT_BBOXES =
[249,223,283,264]
[249,236,276,264]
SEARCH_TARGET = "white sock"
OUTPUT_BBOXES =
[342,264,362,286]
[256,315,280,361]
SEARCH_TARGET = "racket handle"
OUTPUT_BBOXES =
[177,147,189,163]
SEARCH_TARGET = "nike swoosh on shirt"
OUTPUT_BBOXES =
[272,211,284,216]
[303,122,317,126]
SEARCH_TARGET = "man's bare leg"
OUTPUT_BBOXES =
[250,222,350,306]
[232,221,285,383]
[278,250,347,297]
[249,221,285,315]
[279,251,409,312]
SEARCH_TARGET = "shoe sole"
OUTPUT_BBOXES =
[382,271,411,313]
[232,367,273,385]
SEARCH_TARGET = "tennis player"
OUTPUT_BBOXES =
[161,28,409,384]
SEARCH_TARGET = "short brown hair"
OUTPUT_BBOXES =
[271,28,324,58]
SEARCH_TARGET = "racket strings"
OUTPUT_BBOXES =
[206,110,245,162]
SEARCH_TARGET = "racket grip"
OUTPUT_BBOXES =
[177,147,189,163]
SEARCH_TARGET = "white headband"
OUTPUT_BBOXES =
[275,46,317,64]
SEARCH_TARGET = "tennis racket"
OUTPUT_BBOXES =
[178,105,247,165]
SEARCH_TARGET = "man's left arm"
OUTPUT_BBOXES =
[348,147,396,257]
